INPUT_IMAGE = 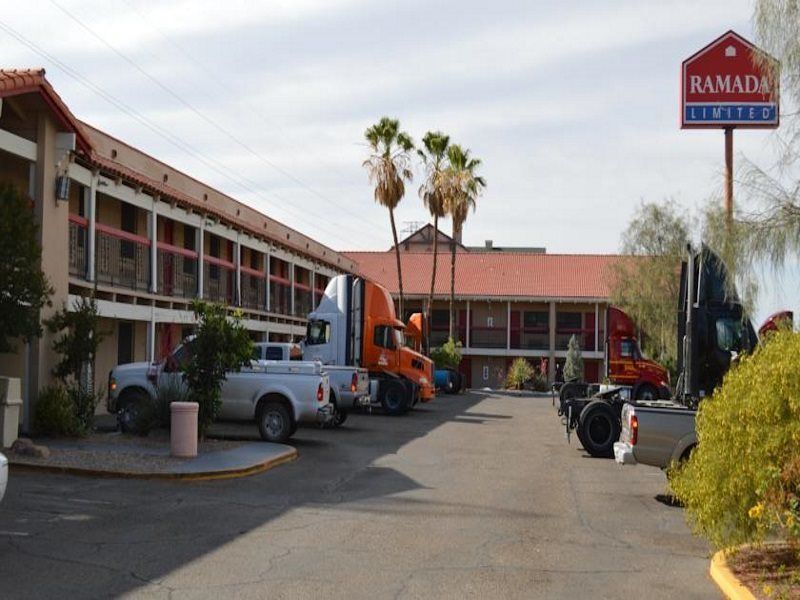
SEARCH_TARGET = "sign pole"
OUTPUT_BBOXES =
[724,127,733,230]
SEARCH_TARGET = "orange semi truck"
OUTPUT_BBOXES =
[302,275,435,415]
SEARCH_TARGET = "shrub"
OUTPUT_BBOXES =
[68,385,100,437]
[563,334,583,381]
[133,378,188,436]
[531,369,549,392]
[431,337,462,370]
[34,384,77,436]
[669,331,800,549]
[506,358,534,390]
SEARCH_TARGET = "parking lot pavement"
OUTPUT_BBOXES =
[0,391,717,599]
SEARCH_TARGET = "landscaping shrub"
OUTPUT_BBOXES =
[431,337,462,370]
[531,369,549,392]
[669,331,800,549]
[563,334,583,381]
[133,378,188,436]
[506,358,534,390]
[67,385,100,437]
[34,384,77,436]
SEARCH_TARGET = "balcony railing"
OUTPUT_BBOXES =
[203,256,234,305]
[470,327,508,349]
[95,223,150,291]
[556,330,596,351]
[241,267,266,310]
[157,242,198,298]
[294,285,313,318]
[68,214,87,278]
[510,328,549,350]
[269,278,291,315]
[430,326,467,348]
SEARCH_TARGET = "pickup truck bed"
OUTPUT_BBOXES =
[614,401,697,469]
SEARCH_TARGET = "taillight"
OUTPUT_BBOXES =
[350,372,358,393]
[317,383,324,403]
[109,374,116,394]
[630,415,638,446]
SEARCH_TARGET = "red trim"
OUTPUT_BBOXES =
[203,254,235,269]
[157,241,198,259]
[293,282,312,291]
[240,265,265,278]
[269,275,291,285]
[95,222,151,246]
[68,213,88,227]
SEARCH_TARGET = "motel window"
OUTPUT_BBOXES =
[432,310,448,328]
[556,312,582,331]
[120,203,136,259]
[209,236,220,279]
[523,311,548,329]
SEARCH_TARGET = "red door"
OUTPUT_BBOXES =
[510,310,520,349]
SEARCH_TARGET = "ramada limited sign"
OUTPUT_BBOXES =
[681,30,779,129]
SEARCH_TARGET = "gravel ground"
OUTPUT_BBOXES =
[6,431,243,474]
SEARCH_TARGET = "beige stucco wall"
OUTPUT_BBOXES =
[0,150,31,195]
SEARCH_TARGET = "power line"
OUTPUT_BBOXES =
[49,0,391,239]
[0,17,380,251]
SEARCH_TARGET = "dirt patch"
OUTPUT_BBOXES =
[728,542,800,599]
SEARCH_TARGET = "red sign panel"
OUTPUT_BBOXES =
[681,30,779,129]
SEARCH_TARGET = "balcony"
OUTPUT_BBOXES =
[556,330,596,351]
[68,214,87,278]
[240,267,266,310]
[269,278,291,315]
[95,223,150,291]
[157,242,198,299]
[510,328,549,350]
[203,256,234,305]
[294,285,313,318]
[430,326,467,348]
[470,327,507,349]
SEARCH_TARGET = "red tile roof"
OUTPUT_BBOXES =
[345,251,624,300]
[0,69,92,152]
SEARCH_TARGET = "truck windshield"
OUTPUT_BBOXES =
[716,318,744,352]
[306,320,330,345]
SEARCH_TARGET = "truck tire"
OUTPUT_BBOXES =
[118,388,149,433]
[634,383,658,401]
[380,380,409,415]
[332,408,348,427]
[577,401,620,458]
[257,400,293,443]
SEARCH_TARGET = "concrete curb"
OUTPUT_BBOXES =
[710,550,757,600]
[8,447,298,482]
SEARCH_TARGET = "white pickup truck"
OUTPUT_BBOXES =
[108,341,333,443]
[252,342,370,426]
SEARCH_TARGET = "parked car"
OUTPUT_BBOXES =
[108,341,333,442]
[253,342,370,426]
[0,452,7,503]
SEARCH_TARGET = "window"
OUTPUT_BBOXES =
[264,346,284,361]
[716,318,744,352]
[166,341,194,372]
[117,322,133,365]
[306,320,330,345]
[556,312,582,330]
[120,203,136,259]
[374,325,396,349]
[620,339,638,359]
[523,311,548,329]
[431,309,449,328]
[250,252,258,270]
[209,236,220,279]
[482,366,489,381]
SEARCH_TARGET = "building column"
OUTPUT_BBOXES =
[506,301,511,351]
[147,310,156,362]
[548,301,557,382]
[86,172,98,281]
[310,267,316,310]
[594,302,599,352]
[197,221,204,299]
[234,238,242,306]
[465,300,471,348]
[265,251,271,312]
[290,262,296,316]
[149,196,157,294]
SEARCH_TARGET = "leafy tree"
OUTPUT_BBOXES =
[563,334,584,382]
[363,117,414,318]
[609,200,689,375]
[183,301,253,435]
[0,184,53,352]
[46,295,104,387]
[442,144,486,339]
[417,130,450,352]
[430,337,462,370]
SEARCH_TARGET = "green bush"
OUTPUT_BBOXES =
[34,384,77,436]
[68,385,100,437]
[506,358,534,390]
[531,370,549,392]
[563,334,583,381]
[431,337,462,370]
[669,331,800,549]
[133,378,188,436]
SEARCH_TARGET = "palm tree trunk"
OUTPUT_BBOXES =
[389,207,404,318]
[449,225,457,340]
[427,215,439,354]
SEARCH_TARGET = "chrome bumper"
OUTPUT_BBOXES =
[613,442,637,465]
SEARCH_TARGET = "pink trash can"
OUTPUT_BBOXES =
[171,402,199,458]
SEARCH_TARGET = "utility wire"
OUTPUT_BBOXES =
[49,0,391,240]
[0,17,378,251]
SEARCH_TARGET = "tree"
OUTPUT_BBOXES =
[417,130,450,352]
[609,200,689,375]
[183,301,253,435]
[442,144,486,339]
[0,184,53,352]
[363,117,414,318]
[563,335,584,382]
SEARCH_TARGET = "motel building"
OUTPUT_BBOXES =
[347,225,620,389]
[0,69,356,430]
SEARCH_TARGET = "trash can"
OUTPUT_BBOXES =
[0,377,21,448]
[170,402,199,458]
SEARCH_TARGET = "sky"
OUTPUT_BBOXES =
[1,0,797,324]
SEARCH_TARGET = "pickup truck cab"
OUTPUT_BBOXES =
[108,341,333,443]
[252,342,370,426]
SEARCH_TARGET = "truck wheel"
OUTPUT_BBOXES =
[118,389,148,433]
[578,401,620,458]
[634,384,658,401]
[333,408,348,427]
[380,380,409,415]
[257,401,293,443]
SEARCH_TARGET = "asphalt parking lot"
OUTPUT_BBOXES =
[0,391,717,599]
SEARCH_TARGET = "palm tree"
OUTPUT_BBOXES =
[443,144,486,340]
[417,131,450,352]
[363,117,414,317]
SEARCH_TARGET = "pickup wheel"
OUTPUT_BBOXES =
[577,401,620,458]
[332,408,348,427]
[380,380,409,416]
[118,389,149,433]
[257,401,293,443]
